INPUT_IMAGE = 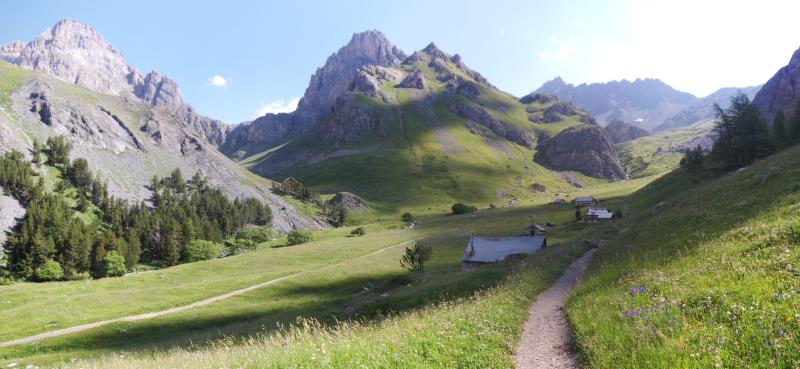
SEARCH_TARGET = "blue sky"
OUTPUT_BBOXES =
[2,0,799,123]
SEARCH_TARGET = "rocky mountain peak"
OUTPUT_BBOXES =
[295,30,406,117]
[2,19,228,146]
[10,18,132,95]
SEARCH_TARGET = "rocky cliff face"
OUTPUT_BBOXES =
[604,119,649,144]
[753,47,800,124]
[1,19,229,145]
[222,30,406,158]
[536,126,626,179]
[297,30,406,117]
[535,77,697,130]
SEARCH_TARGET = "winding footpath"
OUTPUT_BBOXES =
[0,218,482,348]
[515,247,598,369]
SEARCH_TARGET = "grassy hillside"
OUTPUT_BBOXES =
[0,179,647,367]
[246,51,607,216]
[616,119,713,178]
[569,144,800,368]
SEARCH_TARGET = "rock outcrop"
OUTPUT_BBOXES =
[315,94,381,142]
[752,47,800,124]
[397,69,426,89]
[328,192,369,213]
[604,119,649,144]
[536,126,626,179]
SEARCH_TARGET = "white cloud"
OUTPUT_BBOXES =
[549,35,561,44]
[206,75,227,87]
[575,20,586,29]
[497,29,506,36]
[537,51,551,60]
[254,98,300,117]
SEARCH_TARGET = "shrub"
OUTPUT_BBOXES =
[400,242,433,273]
[401,212,415,223]
[451,203,477,215]
[226,238,257,255]
[287,230,312,245]
[103,251,128,277]
[615,207,624,219]
[186,240,224,262]
[34,260,64,281]
[350,227,366,237]
[235,226,276,244]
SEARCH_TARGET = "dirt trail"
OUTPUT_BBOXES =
[0,219,482,348]
[515,247,597,369]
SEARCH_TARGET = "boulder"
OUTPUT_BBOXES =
[604,119,649,144]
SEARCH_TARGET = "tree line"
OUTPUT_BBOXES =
[2,136,272,281]
[680,93,800,174]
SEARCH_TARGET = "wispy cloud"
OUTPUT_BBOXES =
[206,75,228,88]
[497,28,506,36]
[539,34,578,61]
[254,98,300,117]
[575,20,586,29]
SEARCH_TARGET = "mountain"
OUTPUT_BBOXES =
[0,20,323,232]
[0,19,229,145]
[234,36,625,210]
[604,119,649,144]
[221,30,407,159]
[535,77,697,130]
[654,85,761,132]
[752,46,800,124]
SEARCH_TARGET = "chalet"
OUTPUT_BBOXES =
[462,235,547,271]
[523,224,546,236]
[551,198,567,205]
[585,207,614,222]
[574,196,598,207]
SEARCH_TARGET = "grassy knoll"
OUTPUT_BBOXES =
[569,145,800,368]
[0,177,642,367]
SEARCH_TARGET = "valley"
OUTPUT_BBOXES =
[1,7,800,369]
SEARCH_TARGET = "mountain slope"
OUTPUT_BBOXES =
[0,19,229,145]
[221,30,407,159]
[0,59,321,232]
[753,46,800,123]
[570,143,800,368]
[237,40,624,212]
[535,77,697,130]
[654,85,761,132]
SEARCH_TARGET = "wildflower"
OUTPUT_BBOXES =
[629,286,646,296]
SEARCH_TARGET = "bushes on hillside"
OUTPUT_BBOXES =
[235,225,276,243]
[451,203,477,215]
[34,260,64,281]
[350,227,366,237]
[225,238,258,255]
[401,212,415,223]
[186,240,224,262]
[103,251,127,277]
[287,230,312,245]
